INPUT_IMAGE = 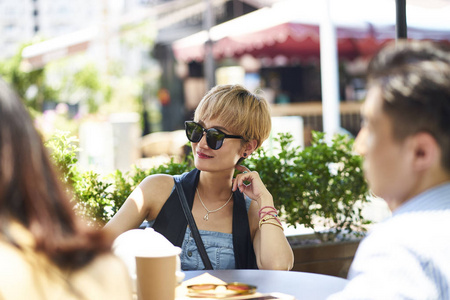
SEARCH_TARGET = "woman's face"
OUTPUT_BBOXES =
[191,118,244,173]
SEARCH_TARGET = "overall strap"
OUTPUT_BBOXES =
[232,191,258,269]
[174,176,213,270]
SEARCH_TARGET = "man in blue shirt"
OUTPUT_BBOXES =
[329,41,450,299]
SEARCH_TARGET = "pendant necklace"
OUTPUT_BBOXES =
[196,188,233,221]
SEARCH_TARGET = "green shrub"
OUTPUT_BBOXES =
[45,130,80,186]
[45,130,192,227]
[45,130,369,238]
[246,131,370,241]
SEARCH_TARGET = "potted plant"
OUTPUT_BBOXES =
[245,131,370,277]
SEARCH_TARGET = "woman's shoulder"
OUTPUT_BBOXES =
[138,171,191,198]
[140,173,175,186]
[71,253,133,299]
[142,170,191,183]
[73,252,130,281]
[0,222,132,299]
[0,222,37,273]
[138,174,176,200]
[140,171,197,192]
[0,236,66,299]
[0,242,54,299]
[0,237,36,283]
[0,239,132,299]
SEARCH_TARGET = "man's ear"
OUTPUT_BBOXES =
[411,132,439,172]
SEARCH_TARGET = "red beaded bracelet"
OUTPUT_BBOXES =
[258,206,278,219]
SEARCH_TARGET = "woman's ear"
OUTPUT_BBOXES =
[242,140,258,157]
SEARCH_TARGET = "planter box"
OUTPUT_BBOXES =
[289,238,360,279]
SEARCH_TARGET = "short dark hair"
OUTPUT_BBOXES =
[367,40,450,172]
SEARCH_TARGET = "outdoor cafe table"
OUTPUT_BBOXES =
[180,269,348,300]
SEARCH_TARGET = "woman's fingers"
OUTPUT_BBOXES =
[233,165,257,193]
[234,166,272,205]
[235,164,250,173]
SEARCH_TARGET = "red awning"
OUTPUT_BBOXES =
[172,0,450,63]
[214,23,383,60]
[173,22,385,62]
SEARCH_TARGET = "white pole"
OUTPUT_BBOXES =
[320,0,340,143]
[204,0,216,90]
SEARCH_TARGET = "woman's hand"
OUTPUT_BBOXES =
[234,165,294,270]
[232,165,271,205]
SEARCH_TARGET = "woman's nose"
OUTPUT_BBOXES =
[197,131,209,148]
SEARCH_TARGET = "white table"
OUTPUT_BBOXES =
[182,269,348,300]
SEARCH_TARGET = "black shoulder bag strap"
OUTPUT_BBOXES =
[174,177,213,270]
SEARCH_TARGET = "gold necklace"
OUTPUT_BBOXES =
[196,188,233,221]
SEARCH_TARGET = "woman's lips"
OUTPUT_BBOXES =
[197,152,213,159]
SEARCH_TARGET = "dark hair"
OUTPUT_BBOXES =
[367,40,450,172]
[0,78,112,269]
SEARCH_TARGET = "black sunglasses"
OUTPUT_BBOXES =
[185,121,243,150]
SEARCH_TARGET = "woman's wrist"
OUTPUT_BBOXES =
[257,205,283,231]
[256,193,274,208]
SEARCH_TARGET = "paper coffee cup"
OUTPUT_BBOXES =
[135,252,178,300]
[112,228,184,296]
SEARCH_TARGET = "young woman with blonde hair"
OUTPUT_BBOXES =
[106,84,294,270]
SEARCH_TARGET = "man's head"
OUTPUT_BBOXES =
[355,41,450,210]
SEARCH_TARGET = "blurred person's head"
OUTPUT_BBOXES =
[0,78,111,269]
[189,84,271,170]
[355,40,450,210]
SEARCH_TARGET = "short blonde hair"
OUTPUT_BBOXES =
[194,84,271,148]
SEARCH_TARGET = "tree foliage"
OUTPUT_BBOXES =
[0,44,58,111]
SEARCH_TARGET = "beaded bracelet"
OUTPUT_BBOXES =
[259,206,278,219]
[265,214,282,226]
[259,206,282,226]
[259,218,284,231]
[260,210,277,219]
[259,215,282,227]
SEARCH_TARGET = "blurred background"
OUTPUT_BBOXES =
[1,0,449,175]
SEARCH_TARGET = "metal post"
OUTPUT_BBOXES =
[320,0,340,142]
[203,0,216,89]
[102,0,110,74]
[395,0,407,40]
